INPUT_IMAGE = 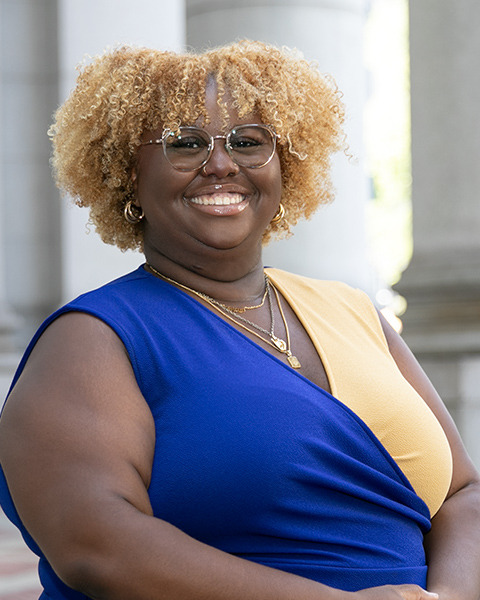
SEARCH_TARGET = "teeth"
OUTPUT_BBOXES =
[190,193,245,206]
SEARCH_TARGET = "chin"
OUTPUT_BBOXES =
[201,239,244,252]
[195,230,251,252]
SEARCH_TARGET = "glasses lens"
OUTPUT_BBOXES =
[228,125,275,168]
[163,127,210,171]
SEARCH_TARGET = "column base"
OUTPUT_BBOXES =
[394,250,480,354]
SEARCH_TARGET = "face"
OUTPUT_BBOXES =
[133,82,283,275]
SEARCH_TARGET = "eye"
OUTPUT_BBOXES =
[167,134,208,154]
[231,136,263,149]
[229,126,272,154]
[230,133,266,154]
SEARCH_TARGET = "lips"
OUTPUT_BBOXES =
[189,193,245,206]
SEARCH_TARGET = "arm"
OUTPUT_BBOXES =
[378,312,480,600]
[0,312,440,600]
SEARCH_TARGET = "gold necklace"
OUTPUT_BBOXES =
[146,263,301,369]
[222,281,302,369]
[208,278,269,313]
[148,263,268,312]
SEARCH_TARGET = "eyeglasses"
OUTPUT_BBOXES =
[140,124,279,171]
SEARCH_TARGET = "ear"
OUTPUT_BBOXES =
[130,170,141,206]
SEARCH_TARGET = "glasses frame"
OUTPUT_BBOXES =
[139,123,280,172]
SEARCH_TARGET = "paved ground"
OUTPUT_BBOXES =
[0,510,41,599]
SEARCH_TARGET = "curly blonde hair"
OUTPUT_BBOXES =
[49,40,346,251]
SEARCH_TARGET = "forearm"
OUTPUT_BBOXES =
[58,505,346,600]
[425,482,480,600]
[60,503,442,600]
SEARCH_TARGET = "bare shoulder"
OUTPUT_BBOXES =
[0,311,155,559]
[1,311,154,450]
[9,310,134,393]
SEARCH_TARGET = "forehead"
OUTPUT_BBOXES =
[196,81,263,130]
[144,78,265,137]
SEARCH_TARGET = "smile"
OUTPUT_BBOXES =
[189,193,245,206]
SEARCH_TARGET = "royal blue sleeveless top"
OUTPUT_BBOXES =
[0,265,432,598]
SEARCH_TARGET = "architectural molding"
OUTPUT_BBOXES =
[187,0,367,16]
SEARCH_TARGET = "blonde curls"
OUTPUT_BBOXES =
[49,40,346,251]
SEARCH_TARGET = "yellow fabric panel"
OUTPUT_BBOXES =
[267,268,452,517]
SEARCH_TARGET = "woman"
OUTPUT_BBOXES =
[0,41,479,600]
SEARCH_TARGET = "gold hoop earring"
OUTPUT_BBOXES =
[124,199,144,224]
[270,203,285,225]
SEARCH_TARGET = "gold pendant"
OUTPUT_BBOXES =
[271,336,287,352]
[287,354,301,369]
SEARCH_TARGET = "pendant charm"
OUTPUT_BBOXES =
[272,336,287,352]
[287,353,302,369]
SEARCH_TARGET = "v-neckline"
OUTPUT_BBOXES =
[144,265,334,396]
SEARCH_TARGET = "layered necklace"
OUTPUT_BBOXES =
[146,263,301,369]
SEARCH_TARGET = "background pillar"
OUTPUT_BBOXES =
[0,0,62,351]
[0,0,186,399]
[0,0,23,400]
[397,0,480,467]
[187,0,374,294]
[58,0,185,302]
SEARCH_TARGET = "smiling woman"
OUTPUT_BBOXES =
[0,40,479,600]
[48,41,345,251]
[133,80,283,278]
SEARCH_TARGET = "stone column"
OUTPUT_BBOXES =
[186,0,374,294]
[0,0,62,350]
[0,1,23,401]
[57,0,186,301]
[1,0,186,397]
[396,0,480,467]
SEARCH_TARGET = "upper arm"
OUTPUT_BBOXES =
[377,310,480,498]
[0,311,156,574]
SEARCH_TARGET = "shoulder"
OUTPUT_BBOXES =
[266,267,390,356]
[6,266,149,397]
[266,267,371,301]
[266,267,381,324]
[43,264,156,345]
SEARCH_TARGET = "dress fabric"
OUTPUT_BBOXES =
[0,265,451,598]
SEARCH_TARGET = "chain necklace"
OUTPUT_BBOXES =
[146,263,301,369]
[206,276,269,313]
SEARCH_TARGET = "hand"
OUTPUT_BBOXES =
[354,584,439,600]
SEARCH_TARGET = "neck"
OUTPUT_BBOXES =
[143,250,267,305]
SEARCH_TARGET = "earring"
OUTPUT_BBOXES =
[124,199,144,224]
[270,203,285,225]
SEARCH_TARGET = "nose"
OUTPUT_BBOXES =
[201,136,240,178]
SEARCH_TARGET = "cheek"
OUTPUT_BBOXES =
[263,157,283,199]
[135,162,191,209]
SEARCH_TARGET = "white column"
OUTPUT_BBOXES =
[1,0,62,349]
[396,0,480,467]
[58,0,186,301]
[0,0,186,397]
[187,0,374,294]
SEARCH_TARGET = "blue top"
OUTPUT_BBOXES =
[0,266,431,598]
